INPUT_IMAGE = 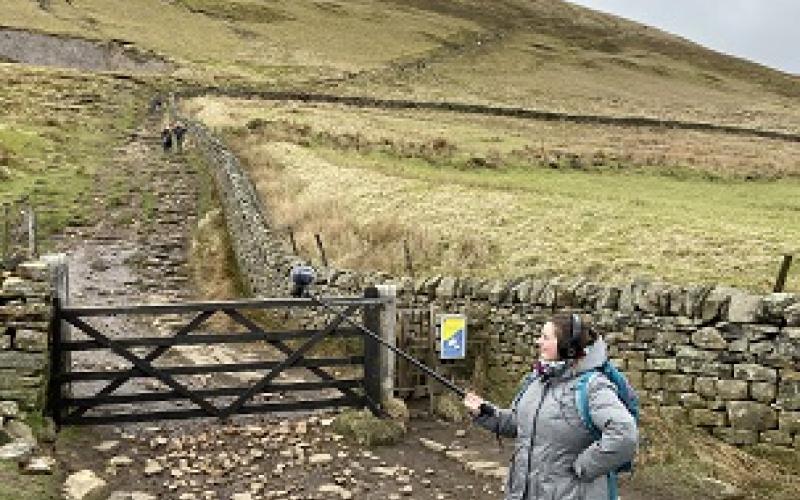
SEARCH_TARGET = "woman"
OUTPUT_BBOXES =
[464,313,637,500]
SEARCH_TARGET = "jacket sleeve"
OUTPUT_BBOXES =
[573,376,638,480]
[473,404,518,438]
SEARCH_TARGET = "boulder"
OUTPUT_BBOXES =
[107,493,157,500]
[5,419,35,443]
[733,364,777,382]
[717,380,748,400]
[64,470,108,500]
[785,302,800,326]
[143,458,163,476]
[0,401,19,418]
[762,293,797,322]
[701,287,736,322]
[317,483,353,499]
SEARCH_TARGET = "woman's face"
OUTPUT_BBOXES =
[537,322,559,361]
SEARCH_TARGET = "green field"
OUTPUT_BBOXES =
[188,97,800,293]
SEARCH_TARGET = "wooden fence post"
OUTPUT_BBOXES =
[315,233,328,268]
[287,226,299,255]
[2,203,8,265]
[774,254,793,293]
[403,239,413,277]
[45,254,70,428]
[27,203,37,258]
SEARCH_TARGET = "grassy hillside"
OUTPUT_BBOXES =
[2,0,799,132]
[0,64,148,246]
[339,0,800,133]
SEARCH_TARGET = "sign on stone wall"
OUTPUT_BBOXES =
[438,314,467,360]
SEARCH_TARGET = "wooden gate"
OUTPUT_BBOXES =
[48,296,387,425]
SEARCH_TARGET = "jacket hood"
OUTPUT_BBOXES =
[568,336,608,376]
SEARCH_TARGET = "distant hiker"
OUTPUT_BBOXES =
[173,121,187,153]
[464,313,639,500]
[161,126,173,152]
[149,95,163,114]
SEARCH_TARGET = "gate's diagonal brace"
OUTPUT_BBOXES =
[66,310,215,419]
[222,305,359,418]
[222,310,347,387]
[63,314,221,418]
[222,309,381,416]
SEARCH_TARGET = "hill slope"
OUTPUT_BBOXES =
[1,0,799,132]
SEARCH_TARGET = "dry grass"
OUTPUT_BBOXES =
[185,97,800,180]
[188,97,800,293]
[343,28,800,134]
[630,411,800,500]
[232,138,500,278]
[189,208,240,300]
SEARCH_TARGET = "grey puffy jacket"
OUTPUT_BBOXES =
[474,337,637,500]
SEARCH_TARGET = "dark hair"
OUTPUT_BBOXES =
[550,313,598,360]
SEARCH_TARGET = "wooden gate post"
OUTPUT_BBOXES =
[363,285,396,412]
[376,284,396,401]
[44,253,70,427]
[363,286,381,410]
[47,296,64,427]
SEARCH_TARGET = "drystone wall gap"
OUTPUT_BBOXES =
[186,115,800,449]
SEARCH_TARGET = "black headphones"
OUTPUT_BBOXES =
[559,313,583,359]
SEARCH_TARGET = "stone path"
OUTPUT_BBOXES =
[58,413,509,500]
[43,111,513,499]
[53,118,201,416]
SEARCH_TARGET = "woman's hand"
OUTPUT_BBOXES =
[463,391,485,416]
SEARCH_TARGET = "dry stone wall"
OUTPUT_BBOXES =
[189,120,800,449]
[1,258,60,441]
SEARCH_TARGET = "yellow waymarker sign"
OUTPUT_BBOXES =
[440,315,467,359]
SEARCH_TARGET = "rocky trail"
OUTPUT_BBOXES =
[42,112,523,500]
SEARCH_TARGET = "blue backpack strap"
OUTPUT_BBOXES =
[576,370,619,500]
[607,472,618,500]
